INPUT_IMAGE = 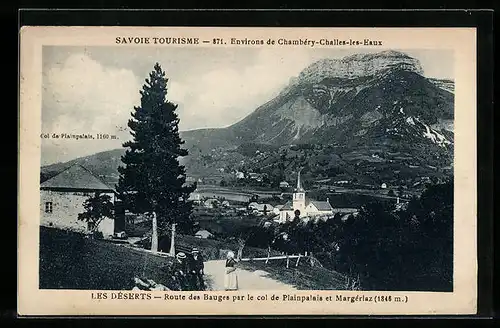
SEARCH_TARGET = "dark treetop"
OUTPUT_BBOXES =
[117,63,196,234]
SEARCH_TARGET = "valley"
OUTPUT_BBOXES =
[41,51,454,199]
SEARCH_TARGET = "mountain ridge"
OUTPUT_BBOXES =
[42,51,455,190]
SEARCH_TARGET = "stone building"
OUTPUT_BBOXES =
[40,164,117,237]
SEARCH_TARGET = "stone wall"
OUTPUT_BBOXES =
[40,190,115,237]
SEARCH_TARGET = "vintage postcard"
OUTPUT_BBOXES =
[18,26,477,316]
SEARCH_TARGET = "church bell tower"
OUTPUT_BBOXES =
[293,170,306,212]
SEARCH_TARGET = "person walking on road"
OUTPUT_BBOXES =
[171,252,189,291]
[189,248,205,290]
[224,251,239,291]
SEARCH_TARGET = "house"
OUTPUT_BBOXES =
[195,229,213,239]
[248,202,259,210]
[273,205,283,215]
[221,200,230,208]
[253,204,274,214]
[248,173,262,181]
[189,190,202,202]
[248,202,273,213]
[40,164,117,237]
[201,175,224,185]
[235,171,245,179]
[203,198,219,208]
[313,178,332,189]
[332,208,358,215]
[279,181,290,188]
[263,221,272,228]
[381,183,388,189]
[341,212,359,222]
[279,171,334,223]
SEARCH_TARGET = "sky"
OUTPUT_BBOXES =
[41,46,453,165]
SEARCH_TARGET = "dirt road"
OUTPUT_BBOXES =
[204,260,298,291]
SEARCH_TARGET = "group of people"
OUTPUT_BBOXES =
[133,248,240,291]
[171,248,206,291]
[171,249,240,291]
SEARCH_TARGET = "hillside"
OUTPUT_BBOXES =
[39,226,175,290]
[181,51,453,149]
[217,69,453,147]
[41,148,125,187]
[41,51,454,190]
[180,51,454,186]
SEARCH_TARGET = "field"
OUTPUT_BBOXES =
[196,215,266,237]
[39,226,176,290]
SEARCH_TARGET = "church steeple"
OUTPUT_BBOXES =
[293,170,306,213]
[296,170,304,192]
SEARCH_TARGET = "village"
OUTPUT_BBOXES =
[40,162,369,291]
[38,162,414,288]
[39,163,380,242]
[189,170,364,227]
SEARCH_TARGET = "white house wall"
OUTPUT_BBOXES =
[98,217,115,237]
[40,190,115,237]
[305,204,319,212]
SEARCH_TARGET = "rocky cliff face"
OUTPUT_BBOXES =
[297,50,424,83]
[182,50,452,150]
[220,68,453,149]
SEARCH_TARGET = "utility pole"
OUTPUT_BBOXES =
[169,222,176,256]
[151,212,158,253]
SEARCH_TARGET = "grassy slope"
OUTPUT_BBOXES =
[40,226,348,291]
[39,226,175,290]
[238,258,348,290]
[176,234,348,290]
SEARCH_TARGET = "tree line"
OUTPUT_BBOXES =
[244,180,453,291]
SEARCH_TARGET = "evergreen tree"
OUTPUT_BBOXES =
[117,63,196,236]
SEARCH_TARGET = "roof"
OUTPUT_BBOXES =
[252,203,274,211]
[309,201,333,211]
[341,212,359,221]
[40,164,114,192]
[195,230,213,236]
[280,201,293,211]
[280,198,335,212]
[332,208,358,213]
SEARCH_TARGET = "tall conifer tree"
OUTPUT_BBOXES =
[117,63,195,238]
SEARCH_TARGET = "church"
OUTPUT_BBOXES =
[279,171,334,223]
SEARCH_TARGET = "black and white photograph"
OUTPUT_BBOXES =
[38,45,455,293]
[18,26,477,316]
